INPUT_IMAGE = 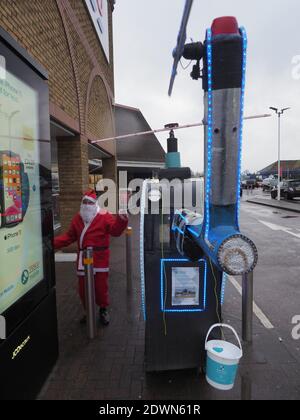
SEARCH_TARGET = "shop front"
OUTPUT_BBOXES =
[0,0,117,233]
[0,0,117,398]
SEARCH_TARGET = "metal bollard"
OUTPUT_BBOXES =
[242,271,254,343]
[241,373,252,400]
[126,227,133,294]
[83,247,97,339]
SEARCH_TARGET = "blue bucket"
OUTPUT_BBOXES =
[205,324,243,391]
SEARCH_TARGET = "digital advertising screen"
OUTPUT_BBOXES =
[0,66,44,314]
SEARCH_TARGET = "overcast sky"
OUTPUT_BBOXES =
[113,0,300,173]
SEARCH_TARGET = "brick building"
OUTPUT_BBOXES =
[258,160,300,179]
[0,0,116,232]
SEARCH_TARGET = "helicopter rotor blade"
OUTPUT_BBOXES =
[91,114,271,144]
[168,0,194,97]
[91,121,203,144]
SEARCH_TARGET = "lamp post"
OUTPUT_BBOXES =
[269,107,290,201]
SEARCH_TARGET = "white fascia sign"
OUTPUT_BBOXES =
[0,55,6,80]
[0,315,6,339]
[85,0,110,62]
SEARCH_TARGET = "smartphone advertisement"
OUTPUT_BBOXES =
[0,67,44,314]
[1,153,23,225]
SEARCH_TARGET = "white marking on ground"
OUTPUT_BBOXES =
[228,275,275,330]
[55,253,77,262]
[259,220,300,239]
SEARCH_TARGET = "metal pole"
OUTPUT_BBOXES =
[91,114,271,144]
[242,271,253,343]
[277,113,281,201]
[83,247,97,339]
[270,106,290,199]
[241,373,252,400]
[126,227,133,294]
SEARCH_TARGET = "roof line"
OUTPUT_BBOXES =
[114,103,140,112]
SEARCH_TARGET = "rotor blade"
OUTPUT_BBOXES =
[91,113,271,144]
[244,113,272,120]
[168,0,194,96]
[91,121,203,144]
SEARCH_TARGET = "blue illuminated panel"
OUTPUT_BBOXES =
[205,29,213,240]
[236,27,247,228]
[139,180,148,321]
[160,258,207,313]
[221,272,227,306]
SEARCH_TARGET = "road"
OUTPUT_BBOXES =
[238,197,300,362]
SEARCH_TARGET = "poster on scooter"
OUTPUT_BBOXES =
[171,266,200,306]
[0,66,44,314]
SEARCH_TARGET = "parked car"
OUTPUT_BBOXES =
[271,179,300,200]
[262,177,278,191]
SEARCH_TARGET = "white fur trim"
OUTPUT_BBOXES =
[83,195,97,203]
[82,195,97,203]
[77,268,109,276]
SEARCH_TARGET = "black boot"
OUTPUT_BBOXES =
[99,308,110,326]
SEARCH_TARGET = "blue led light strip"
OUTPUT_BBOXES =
[204,29,213,240]
[173,210,201,238]
[175,210,188,224]
[160,259,207,313]
[221,272,227,306]
[187,226,200,238]
[172,226,185,235]
[171,210,186,235]
[236,27,247,228]
[139,180,148,321]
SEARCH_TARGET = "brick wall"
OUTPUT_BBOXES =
[87,75,114,152]
[0,0,79,120]
[57,135,89,227]
[0,0,115,133]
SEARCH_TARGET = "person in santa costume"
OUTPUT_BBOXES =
[54,190,128,325]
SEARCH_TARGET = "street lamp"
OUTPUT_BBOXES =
[269,107,290,201]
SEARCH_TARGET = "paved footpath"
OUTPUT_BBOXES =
[38,216,300,400]
[245,188,300,213]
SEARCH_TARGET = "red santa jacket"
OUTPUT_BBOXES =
[54,210,128,275]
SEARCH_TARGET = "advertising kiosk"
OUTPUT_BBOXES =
[0,29,58,400]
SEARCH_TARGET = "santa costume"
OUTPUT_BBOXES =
[54,190,128,322]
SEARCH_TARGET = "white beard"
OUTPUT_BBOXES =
[80,204,98,224]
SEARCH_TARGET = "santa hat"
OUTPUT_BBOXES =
[82,190,97,204]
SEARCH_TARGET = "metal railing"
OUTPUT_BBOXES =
[242,271,254,343]
[83,247,97,339]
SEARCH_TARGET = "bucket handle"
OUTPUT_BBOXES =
[205,323,242,352]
